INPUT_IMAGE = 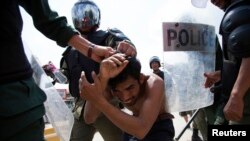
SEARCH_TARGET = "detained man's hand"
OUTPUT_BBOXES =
[79,71,105,102]
[99,53,129,80]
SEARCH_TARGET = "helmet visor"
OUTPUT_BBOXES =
[191,0,208,8]
[72,2,100,29]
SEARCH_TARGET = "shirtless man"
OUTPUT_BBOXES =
[79,53,175,141]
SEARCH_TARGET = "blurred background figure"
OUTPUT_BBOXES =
[149,56,164,79]
[42,61,68,85]
[179,110,204,141]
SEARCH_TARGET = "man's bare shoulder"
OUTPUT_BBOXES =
[147,73,164,84]
[142,74,164,95]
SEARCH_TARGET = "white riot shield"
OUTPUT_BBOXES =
[162,22,216,112]
[23,43,73,141]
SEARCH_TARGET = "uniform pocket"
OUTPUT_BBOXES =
[0,77,46,117]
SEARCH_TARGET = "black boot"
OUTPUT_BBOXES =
[192,129,202,141]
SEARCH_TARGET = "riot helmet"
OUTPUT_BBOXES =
[149,56,161,69]
[72,0,101,33]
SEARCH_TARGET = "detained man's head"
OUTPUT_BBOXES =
[108,57,143,106]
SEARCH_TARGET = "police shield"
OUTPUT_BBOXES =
[162,22,216,112]
[23,43,74,141]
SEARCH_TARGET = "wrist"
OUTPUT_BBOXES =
[98,74,109,83]
[87,43,96,58]
[231,89,244,99]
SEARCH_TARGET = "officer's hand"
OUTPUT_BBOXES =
[91,45,116,62]
[117,41,136,57]
[204,71,221,88]
[223,94,244,121]
[68,35,116,63]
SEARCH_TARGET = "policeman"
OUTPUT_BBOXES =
[149,56,164,79]
[193,0,250,125]
[62,0,137,141]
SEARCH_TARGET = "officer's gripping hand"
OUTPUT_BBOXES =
[117,40,136,57]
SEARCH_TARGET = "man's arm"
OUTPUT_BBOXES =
[83,86,113,124]
[81,74,165,139]
[224,57,250,121]
[80,55,165,139]
[81,54,128,123]
[68,35,115,62]
[84,101,101,124]
[19,0,115,62]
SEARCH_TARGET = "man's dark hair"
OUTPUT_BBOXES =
[108,57,141,89]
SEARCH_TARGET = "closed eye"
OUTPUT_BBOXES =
[126,84,135,91]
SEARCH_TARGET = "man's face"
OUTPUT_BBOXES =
[151,61,160,71]
[111,76,141,106]
[210,0,229,10]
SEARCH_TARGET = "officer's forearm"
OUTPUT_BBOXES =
[68,35,93,57]
[231,57,250,98]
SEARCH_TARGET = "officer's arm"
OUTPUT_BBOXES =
[224,57,250,121]
[231,58,250,99]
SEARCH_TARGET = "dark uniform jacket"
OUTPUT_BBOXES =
[0,0,78,139]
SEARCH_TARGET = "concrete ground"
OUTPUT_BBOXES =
[93,112,196,141]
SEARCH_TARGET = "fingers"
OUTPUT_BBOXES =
[204,78,216,88]
[91,45,116,62]
[204,72,211,88]
[106,47,116,57]
[224,108,241,121]
[79,71,90,93]
[204,72,217,88]
[128,47,137,57]
[91,71,101,86]
[100,53,129,79]
[203,72,209,77]
[204,81,210,88]
[103,53,126,67]
[118,60,129,71]
[223,97,243,122]
[110,53,126,65]
[91,54,102,63]
[117,41,136,57]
